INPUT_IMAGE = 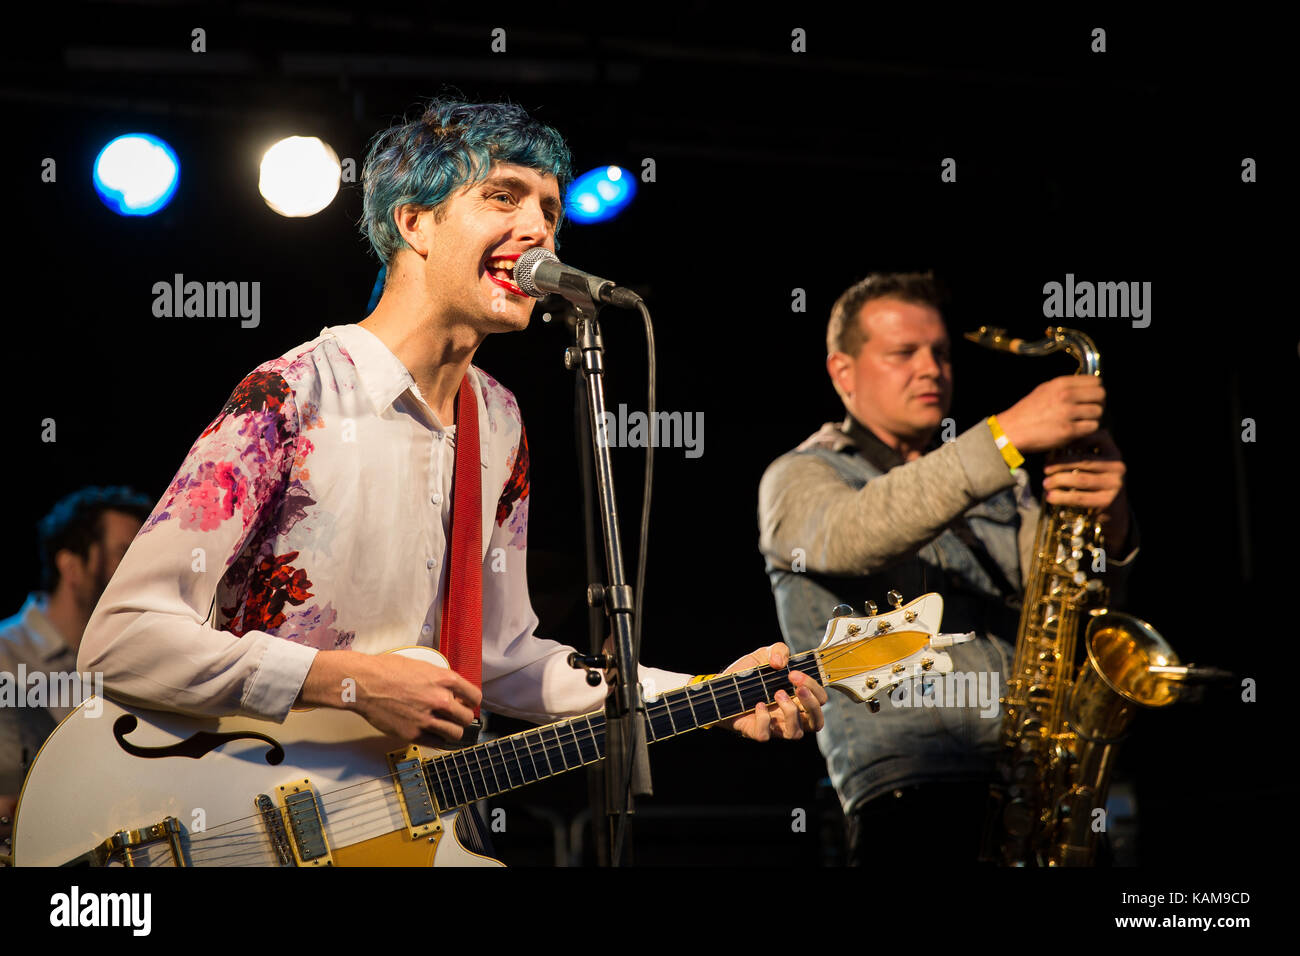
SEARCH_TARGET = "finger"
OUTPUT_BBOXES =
[1047,444,1123,468]
[796,685,825,732]
[1045,489,1122,509]
[1066,402,1105,422]
[421,715,470,741]
[769,643,789,669]
[790,670,829,705]
[432,688,477,726]
[751,702,771,741]
[1044,461,1124,477]
[724,646,768,674]
[1060,378,1106,402]
[440,671,483,708]
[773,689,802,739]
[1044,455,1125,474]
[1044,471,1122,491]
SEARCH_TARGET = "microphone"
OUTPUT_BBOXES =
[513,247,643,309]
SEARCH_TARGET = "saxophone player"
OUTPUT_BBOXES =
[757,271,1136,864]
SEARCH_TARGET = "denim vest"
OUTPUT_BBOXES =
[765,440,1025,814]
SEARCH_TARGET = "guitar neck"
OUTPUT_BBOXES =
[421,650,823,812]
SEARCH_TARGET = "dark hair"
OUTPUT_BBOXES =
[37,486,154,591]
[826,271,948,357]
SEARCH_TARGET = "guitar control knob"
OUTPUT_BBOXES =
[863,600,878,616]
[887,590,903,609]
[831,604,854,618]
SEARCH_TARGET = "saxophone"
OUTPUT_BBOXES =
[967,326,1181,867]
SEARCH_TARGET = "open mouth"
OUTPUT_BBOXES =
[485,255,526,297]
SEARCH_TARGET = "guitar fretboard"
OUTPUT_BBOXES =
[421,650,822,811]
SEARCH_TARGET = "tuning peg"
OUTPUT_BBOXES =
[863,599,878,616]
[867,698,881,714]
[887,590,903,610]
[831,604,854,618]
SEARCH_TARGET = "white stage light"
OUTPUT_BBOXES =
[259,136,341,218]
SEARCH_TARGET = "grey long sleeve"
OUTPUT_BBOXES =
[759,422,1024,578]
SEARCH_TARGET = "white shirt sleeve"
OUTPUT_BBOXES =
[77,370,318,722]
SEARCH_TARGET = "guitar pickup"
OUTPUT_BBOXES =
[387,746,443,841]
[275,780,334,867]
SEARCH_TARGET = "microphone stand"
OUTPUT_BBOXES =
[552,294,652,866]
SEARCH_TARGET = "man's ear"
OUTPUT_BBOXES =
[392,204,432,258]
[54,549,87,590]
[826,351,853,399]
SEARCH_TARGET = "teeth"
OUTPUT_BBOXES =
[488,258,515,272]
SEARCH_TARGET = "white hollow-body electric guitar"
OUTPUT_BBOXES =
[12,592,970,867]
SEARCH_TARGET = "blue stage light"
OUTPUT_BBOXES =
[564,165,636,224]
[93,134,180,216]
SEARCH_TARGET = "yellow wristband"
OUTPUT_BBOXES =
[986,416,1025,470]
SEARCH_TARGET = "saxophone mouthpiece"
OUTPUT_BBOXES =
[963,327,1026,353]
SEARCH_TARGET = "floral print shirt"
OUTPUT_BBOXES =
[79,323,688,724]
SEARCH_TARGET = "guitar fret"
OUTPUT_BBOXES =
[434,755,459,808]
[424,762,450,812]
[568,722,589,765]
[729,674,745,715]
[551,725,570,771]
[492,740,513,790]
[436,762,455,810]
[683,686,700,727]
[704,680,723,724]
[518,731,542,782]
[663,693,679,735]
[457,749,483,806]
[476,744,501,795]
[509,735,532,789]
[691,684,719,725]
[450,751,472,806]
[584,715,603,761]
[642,703,658,742]
[536,729,556,776]
[754,667,770,702]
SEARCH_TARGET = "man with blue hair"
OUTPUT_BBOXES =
[80,99,825,801]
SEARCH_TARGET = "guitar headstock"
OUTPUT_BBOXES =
[815,591,971,711]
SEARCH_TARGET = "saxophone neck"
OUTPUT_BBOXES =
[964,325,1102,378]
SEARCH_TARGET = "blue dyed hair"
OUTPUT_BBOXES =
[361,98,574,264]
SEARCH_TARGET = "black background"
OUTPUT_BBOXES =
[0,1,1287,879]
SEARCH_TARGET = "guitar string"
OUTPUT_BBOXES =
[164,641,896,862]
[156,660,814,865]
[125,638,924,864]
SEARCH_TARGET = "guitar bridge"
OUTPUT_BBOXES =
[70,817,187,866]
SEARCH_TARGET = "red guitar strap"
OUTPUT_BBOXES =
[439,376,482,715]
